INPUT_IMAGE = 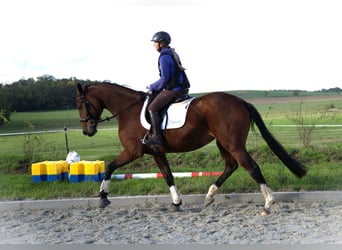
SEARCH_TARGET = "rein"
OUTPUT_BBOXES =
[98,98,142,123]
[79,92,144,123]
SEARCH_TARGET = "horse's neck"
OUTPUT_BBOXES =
[98,85,142,115]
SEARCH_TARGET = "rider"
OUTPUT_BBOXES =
[144,31,190,147]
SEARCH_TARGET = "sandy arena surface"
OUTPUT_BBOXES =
[0,200,341,244]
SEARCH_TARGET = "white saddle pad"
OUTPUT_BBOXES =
[140,97,195,130]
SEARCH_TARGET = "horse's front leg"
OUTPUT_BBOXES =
[99,149,141,208]
[153,153,182,211]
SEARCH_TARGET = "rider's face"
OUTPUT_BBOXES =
[153,42,160,51]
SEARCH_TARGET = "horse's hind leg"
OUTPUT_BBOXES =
[231,149,274,215]
[205,141,239,207]
[153,153,182,211]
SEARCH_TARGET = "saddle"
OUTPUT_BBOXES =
[145,89,190,123]
[140,89,195,130]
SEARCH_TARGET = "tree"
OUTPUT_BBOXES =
[0,86,11,126]
[2,76,81,112]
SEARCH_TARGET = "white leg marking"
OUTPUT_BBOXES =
[205,184,218,200]
[100,180,110,193]
[204,184,218,207]
[170,185,181,205]
[260,184,274,209]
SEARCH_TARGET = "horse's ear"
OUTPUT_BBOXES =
[77,83,84,94]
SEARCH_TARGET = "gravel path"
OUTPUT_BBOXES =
[0,200,341,244]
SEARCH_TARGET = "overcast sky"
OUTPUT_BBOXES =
[1,0,341,93]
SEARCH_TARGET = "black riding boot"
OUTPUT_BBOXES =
[145,110,163,147]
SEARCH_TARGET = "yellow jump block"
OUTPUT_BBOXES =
[69,160,105,182]
[31,161,69,182]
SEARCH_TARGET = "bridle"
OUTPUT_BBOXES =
[78,92,143,124]
[77,93,100,123]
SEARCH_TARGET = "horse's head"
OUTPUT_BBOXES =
[76,83,103,137]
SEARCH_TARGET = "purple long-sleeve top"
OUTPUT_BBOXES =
[149,47,183,92]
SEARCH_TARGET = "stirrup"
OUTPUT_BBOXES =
[141,132,150,144]
[144,134,163,147]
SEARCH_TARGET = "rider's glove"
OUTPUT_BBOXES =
[146,86,153,95]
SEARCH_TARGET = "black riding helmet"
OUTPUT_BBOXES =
[151,31,171,46]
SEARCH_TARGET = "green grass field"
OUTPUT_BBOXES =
[0,162,341,200]
[0,91,341,200]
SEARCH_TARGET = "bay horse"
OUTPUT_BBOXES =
[76,82,307,215]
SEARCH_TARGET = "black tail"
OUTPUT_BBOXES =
[244,101,307,178]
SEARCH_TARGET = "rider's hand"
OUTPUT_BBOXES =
[146,87,153,95]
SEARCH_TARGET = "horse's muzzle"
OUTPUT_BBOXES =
[82,120,97,137]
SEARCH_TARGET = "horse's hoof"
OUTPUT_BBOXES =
[204,197,215,207]
[170,201,182,212]
[260,207,270,216]
[99,198,111,208]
